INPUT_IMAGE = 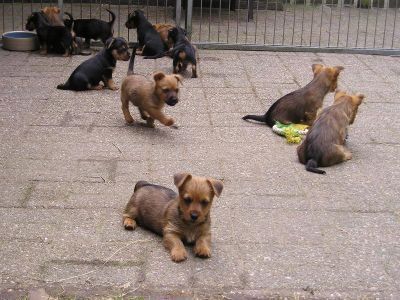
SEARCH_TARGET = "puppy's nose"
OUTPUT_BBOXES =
[190,212,198,221]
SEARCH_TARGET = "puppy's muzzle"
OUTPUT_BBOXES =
[166,97,178,106]
[190,212,198,221]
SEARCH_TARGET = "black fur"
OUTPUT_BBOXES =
[305,159,326,174]
[57,37,130,91]
[25,11,73,55]
[168,26,197,78]
[64,9,115,46]
[125,10,167,58]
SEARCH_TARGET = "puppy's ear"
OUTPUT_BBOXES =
[174,173,192,189]
[174,74,183,85]
[312,64,323,75]
[333,66,344,77]
[105,38,115,49]
[334,90,346,101]
[153,72,166,82]
[353,93,365,105]
[207,179,223,198]
[55,7,61,13]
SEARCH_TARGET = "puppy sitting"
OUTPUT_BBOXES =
[41,6,64,26]
[125,10,167,58]
[123,173,223,262]
[25,11,73,56]
[243,64,344,126]
[57,37,130,91]
[120,51,182,127]
[297,90,364,174]
[168,26,198,78]
[64,9,115,47]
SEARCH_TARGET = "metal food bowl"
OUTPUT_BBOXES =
[2,31,39,51]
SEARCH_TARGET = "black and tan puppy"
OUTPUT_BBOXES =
[297,90,364,174]
[168,26,197,78]
[57,37,130,91]
[243,64,344,126]
[120,52,182,127]
[64,9,115,47]
[125,10,167,58]
[25,11,73,56]
[123,173,223,262]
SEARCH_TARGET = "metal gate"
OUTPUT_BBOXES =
[1,0,399,54]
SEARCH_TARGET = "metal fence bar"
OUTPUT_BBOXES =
[318,1,324,46]
[218,0,221,42]
[364,0,370,47]
[310,0,315,46]
[186,0,193,39]
[291,0,296,45]
[373,2,379,47]
[263,0,269,44]
[327,0,333,47]
[227,0,230,43]
[208,0,212,41]
[392,0,398,48]
[355,0,361,47]
[382,2,389,47]
[300,0,305,45]
[254,0,259,44]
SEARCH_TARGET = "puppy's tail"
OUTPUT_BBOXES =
[64,12,74,30]
[134,180,151,192]
[127,46,137,75]
[305,159,326,175]
[105,8,116,28]
[242,113,267,124]
[57,82,71,90]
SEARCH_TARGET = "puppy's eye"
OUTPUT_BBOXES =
[175,89,179,93]
[184,197,192,205]
[163,88,170,93]
[201,200,209,206]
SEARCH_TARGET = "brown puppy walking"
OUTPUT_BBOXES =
[297,90,364,174]
[243,64,344,127]
[122,173,223,262]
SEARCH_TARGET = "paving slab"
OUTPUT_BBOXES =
[0,47,400,299]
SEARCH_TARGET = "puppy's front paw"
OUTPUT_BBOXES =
[194,244,211,258]
[165,118,174,127]
[109,85,119,91]
[123,218,137,231]
[171,247,188,262]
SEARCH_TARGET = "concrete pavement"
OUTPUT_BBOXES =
[0,48,399,299]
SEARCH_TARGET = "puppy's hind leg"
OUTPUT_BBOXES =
[191,63,198,78]
[121,101,134,124]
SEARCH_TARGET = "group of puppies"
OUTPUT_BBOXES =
[243,64,364,175]
[24,8,364,262]
[25,6,116,55]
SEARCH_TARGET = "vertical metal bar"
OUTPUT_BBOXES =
[310,0,315,46]
[89,0,91,18]
[318,0,324,46]
[236,0,239,43]
[327,0,333,47]
[146,0,149,18]
[21,0,24,31]
[392,0,398,48]
[80,0,82,18]
[118,0,121,36]
[155,0,158,23]
[254,0,259,43]
[208,0,212,41]
[373,0,379,47]
[282,0,287,44]
[272,1,277,44]
[198,0,202,41]
[382,1,389,47]
[345,2,351,47]
[291,0,296,45]
[263,0,269,44]
[176,0,181,26]
[227,0,231,43]
[218,0,221,42]
[300,0,306,45]
[355,0,362,47]
[164,0,167,23]
[58,0,63,15]
[11,0,14,30]
[127,0,130,42]
[364,0,370,46]
[337,0,343,47]
[187,0,193,40]
[245,0,249,43]
[2,0,5,32]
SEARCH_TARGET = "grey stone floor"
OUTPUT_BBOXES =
[0,47,400,299]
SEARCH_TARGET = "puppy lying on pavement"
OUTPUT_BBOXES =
[57,37,130,91]
[123,173,223,262]
[243,64,344,126]
[168,26,198,78]
[120,49,182,127]
[297,90,364,174]
[125,10,168,58]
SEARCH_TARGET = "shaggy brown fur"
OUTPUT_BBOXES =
[123,173,223,262]
[120,67,182,127]
[242,64,344,127]
[41,6,64,26]
[297,90,365,174]
[153,23,175,49]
